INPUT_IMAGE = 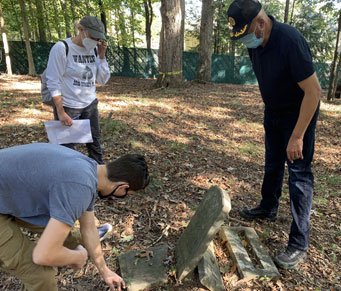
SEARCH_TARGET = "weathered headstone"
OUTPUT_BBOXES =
[219,226,280,280]
[175,185,231,281]
[118,244,168,291]
[198,242,225,291]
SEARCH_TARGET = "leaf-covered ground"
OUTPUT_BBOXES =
[0,74,340,290]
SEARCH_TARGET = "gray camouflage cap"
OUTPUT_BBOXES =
[80,16,106,40]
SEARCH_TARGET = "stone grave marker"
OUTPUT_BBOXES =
[220,226,280,280]
[118,244,168,291]
[175,185,231,281]
[198,242,225,291]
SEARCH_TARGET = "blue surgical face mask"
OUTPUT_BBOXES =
[240,26,263,49]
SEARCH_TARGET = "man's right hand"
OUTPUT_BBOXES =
[53,95,73,126]
[57,111,73,126]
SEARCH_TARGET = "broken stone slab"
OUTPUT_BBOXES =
[118,244,168,291]
[219,226,280,280]
[198,242,225,291]
[176,185,231,281]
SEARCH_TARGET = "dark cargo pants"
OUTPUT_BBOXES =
[53,98,104,164]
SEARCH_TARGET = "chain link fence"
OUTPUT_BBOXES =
[0,40,331,88]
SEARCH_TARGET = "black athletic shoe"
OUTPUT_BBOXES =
[239,205,277,221]
[274,246,307,269]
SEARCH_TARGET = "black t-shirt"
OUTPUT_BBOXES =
[248,16,314,112]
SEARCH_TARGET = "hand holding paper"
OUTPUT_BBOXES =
[44,120,93,144]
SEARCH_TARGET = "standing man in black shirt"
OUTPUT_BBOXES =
[227,0,321,269]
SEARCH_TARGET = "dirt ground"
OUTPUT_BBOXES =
[0,74,340,290]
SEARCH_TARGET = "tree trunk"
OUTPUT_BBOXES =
[289,0,296,25]
[230,40,236,82]
[43,0,52,40]
[60,0,71,37]
[70,0,77,35]
[52,1,62,39]
[113,7,120,45]
[144,0,156,77]
[34,0,47,41]
[18,0,36,76]
[197,0,214,82]
[0,2,12,75]
[333,54,341,98]
[130,9,136,49]
[118,6,128,47]
[27,0,38,41]
[284,0,290,23]
[327,10,341,101]
[144,0,153,50]
[98,0,107,34]
[155,0,185,88]
[213,1,224,54]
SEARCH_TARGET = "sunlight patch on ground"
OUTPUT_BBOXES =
[190,174,247,191]
[13,118,40,125]
[180,106,233,120]
[3,81,40,92]
[130,140,161,153]
[143,100,175,110]
[22,108,43,115]
[144,130,191,145]
[99,103,121,111]
[5,108,51,126]
[101,99,176,113]
[320,101,341,113]
[105,100,130,107]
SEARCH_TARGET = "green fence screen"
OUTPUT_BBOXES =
[0,41,331,88]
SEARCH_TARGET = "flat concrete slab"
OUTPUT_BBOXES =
[118,244,168,291]
[198,242,225,291]
[219,226,280,280]
[176,185,231,281]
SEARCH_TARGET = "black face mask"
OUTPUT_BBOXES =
[98,185,129,200]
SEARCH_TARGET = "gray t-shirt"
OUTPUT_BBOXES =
[0,143,98,227]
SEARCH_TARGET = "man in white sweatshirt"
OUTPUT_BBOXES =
[46,16,110,164]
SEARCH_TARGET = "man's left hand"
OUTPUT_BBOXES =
[287,135,304,163]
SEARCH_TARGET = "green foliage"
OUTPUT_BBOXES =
[210,0,338,64]
[1,0,149,47]
[292,0,338,63]
[0,0,338,65]
[261,0,285,20]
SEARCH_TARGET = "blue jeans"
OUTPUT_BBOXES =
[259,107,319,251]
[53,99,104,164]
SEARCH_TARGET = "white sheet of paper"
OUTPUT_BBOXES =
[44,120,93,144]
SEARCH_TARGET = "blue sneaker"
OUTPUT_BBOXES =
[98,223,113,242]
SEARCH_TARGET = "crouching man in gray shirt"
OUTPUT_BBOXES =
[0,143,149,291]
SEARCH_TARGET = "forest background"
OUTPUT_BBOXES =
[0,0,340,99]
[0,0,340,290]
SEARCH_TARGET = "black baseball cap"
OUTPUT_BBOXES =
[227,0,262,40]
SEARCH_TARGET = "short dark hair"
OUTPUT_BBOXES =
[106,154,149,191]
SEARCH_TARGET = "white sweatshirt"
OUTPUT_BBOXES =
[46,38,110,109]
